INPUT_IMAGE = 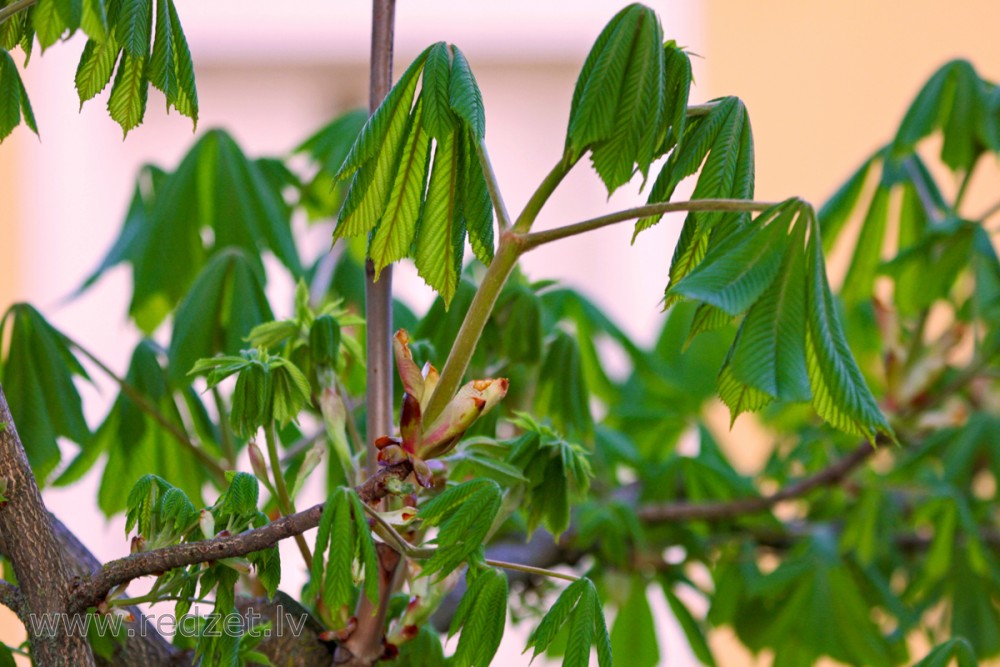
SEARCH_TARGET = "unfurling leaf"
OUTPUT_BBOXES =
[0,49,39,141]
[567,4,689,194]
[525,577,612,667]
[334,44,494,306]
[0,304,90,481]
[449,567,508,667]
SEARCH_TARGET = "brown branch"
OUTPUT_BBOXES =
[0,579,26,622]
[637,441,877,523]
[48,515,185,667]
[68,461,413,616]
[0,385,96,666]
[0,0,38,24]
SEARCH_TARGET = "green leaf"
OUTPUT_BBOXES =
[419,42,453,141]
[817,154,876,249]
[168,249,273,383]
[662,583,716,666]
[0,49,39,141]
[419,479,502,578]
[669,202,791,316]
[526,578,588,659]
[611,579,659,667]
[115,0,151,58]
[80,0,108,41]
[891,59,996,173]
[636,96,754,238]
[415,128,465,305]
[88,130,297,330]
[535,330,593,436]
[506,416,592,539]
[75,36,122,105]
[840,184,889,306]
[33,0,82,49]
[84,339,208,514]
[0,643,17,667]
[164,0,197,123]
[107,50,149,135]
[309,488,377,618]
[448,45,485,141]
[0,304,90,481]
[369,98,432,277]
[450,568,508,667]
[526,578,611,667]
[588,8,663,191]
[460,127,494,265]
[912,638,978,667]
[804,211,892,441]
[728,215,811,402]
[146,0,196,124]
[567,4,665,193]
[335,49,427,236]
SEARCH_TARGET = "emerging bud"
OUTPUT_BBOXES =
[199,509,216,540]
[248,441,269,483]
[418,378,509,459]
[393,330,425,402]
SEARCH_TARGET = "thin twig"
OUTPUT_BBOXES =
[637,441,878,523]
[521,199,779,251]
[0,0,38,25]
[264,421,313,570]
[483,559,579,583]
[68,460,415,614]
[66,336,228,485]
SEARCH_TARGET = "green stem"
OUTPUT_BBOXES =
[512,153,577,233]
[483,558,579,582]
[0,0,37,24]
[954,166,975,212]
[422,238,522,424]
[476,139,512,231]
[66,337,228,486]
[521,198,779,250]
[265,421,314,570]
[212,386,237,468]
[424,154,578,423]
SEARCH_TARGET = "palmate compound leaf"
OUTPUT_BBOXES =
[84,130,297,332]
[418,478,502,579]
[525,577,612,667]
[505,413,592,539]
[449,567,508,667]
[670,199,892,441]
[0,49,39,141]
[0,304,90,481]
[566,4,695,194]
[73,0,197,135]
[53,339,209,515]
[334,42,494,306]
[308,487,379,621]
[638,96,755,315]
[890,59,999,174]
[167,248,273,384]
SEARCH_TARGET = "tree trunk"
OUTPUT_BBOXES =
[0,385,95,666]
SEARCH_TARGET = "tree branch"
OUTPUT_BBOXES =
[520,198,779,251]
[0,0,38,25]
[0,385,96,666]
[0,580,26,622]
[637,441,878,523]
[67,461,414,615]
